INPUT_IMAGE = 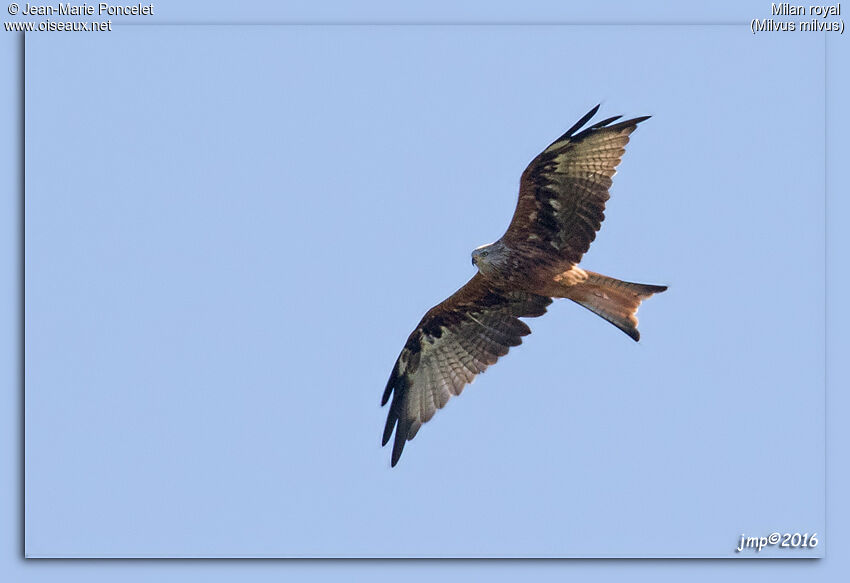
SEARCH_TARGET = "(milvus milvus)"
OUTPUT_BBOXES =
[381,105,667,466]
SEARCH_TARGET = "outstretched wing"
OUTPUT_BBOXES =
[502,105,649,269]
[381,274,551,466]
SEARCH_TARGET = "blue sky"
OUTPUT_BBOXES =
[3,0,850,581]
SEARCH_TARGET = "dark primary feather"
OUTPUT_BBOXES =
[381,274,551,466]
[502,105,650,268]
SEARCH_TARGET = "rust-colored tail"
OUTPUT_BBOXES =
[564,271,667,341]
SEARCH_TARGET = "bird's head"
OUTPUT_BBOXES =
[471,242,503,275]
[471,243,491,267]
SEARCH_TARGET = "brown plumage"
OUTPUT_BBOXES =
[381,105,667,467]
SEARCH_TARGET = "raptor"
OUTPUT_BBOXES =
[381,105,667,466]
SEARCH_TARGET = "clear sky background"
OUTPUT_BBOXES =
[3,0,850,581]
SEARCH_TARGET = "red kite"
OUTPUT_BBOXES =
[382,106,667,466]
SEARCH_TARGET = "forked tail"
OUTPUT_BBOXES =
[565,271,667,341]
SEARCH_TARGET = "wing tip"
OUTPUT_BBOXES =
[600,115,651,138]
[621,115,652,130]
[382,410,395,445]
[563,104,602,137]
[382,361,402,406]
[391,429,407,467]
[565,109,652,143]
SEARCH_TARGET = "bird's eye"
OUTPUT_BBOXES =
[481,251,488,256]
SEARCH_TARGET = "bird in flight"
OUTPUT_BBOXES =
[381,105,667,467]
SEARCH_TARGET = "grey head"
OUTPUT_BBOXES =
[471,240,507,277]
